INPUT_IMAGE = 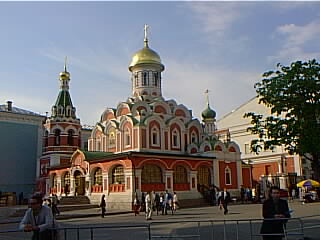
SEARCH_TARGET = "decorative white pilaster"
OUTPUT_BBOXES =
[165,170,173,190]
[85,175,91,196]
[213,159,220,187]
[70,175,75,196]
[189,170,198,190]
[57,177,62,196]
[236,159,242,189]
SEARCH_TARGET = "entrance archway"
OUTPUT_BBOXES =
[197,166,211,187]
[74,170,85,196]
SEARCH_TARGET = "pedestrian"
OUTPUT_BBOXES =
[145,191,153,220]
[154,192,160,215]
[51,194,60,217]
[173,192,179,211]
[163,190,169,215]
[64,184,69,197]
[141,192,145,212]
[133,193,140,216]
[240,186,245,204]
[19,192,24,205]
[260,186,291,240]
[220,188,231,215]
[19,193,56,240]
[159,192,164,215]
[100,194,106,218]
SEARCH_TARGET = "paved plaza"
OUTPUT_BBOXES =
[1,201,320,239]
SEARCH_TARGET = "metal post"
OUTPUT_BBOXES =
[77,228,80,240]
[210,220,214,240]
[223,220,226,240]
[90,227,93,240]
[197,221,201,240]
[236,221,239,240]
[148,223,151,240]
[249,220,253,240]
[64,228,67,240]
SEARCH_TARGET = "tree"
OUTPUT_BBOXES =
[244,59,320,179]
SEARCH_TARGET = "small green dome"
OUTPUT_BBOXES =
[201,105,216,119]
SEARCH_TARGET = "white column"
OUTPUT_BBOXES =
[57,176,62,196]
[70,175,75,196]
[189,170,198,191]
[236,157,242,189]
[85,175,91,196]
[213,159,220,188]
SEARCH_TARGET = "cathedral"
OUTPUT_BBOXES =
[40,26,251,209]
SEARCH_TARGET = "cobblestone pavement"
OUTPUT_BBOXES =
[1,201,320,240]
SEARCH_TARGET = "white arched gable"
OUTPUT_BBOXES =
[104,120,118,134]
[166,99,177,109]
[167,117,186,131]
[50,125,65,134]
[64,125,79,135]
[173,104,192,119]
[118,116,134,130]
[199,141,212,152]
[144,115,166,129]
[116,102,131,117]
[227,141,241,152]
[214,140,227,151]
[100,108,116,122]
[90,125,104,138]
[187,143,199,154]
[130,101,152,116]
[152,101,171,115]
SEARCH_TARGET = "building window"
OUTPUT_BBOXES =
[63,172,70,187]
[143,72,148,86]
[173,165,188,184]
[124,128,131,146]
[44,131,49,147]
[151,127,160,146]
[172,129,180,148]
[93,168,103,185]
[225,167,231,185]
[141,164,162,184]
[191,132,197,144]
[112,165,124,184]
[54,129,61,146]
[109,130,116,146]
[153,72,158,86]
[67,129,74,145]
[197,166,211,186]
[244,144,250,154]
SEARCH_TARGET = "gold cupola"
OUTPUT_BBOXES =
[129,25,164,72]
[59,57,70,81]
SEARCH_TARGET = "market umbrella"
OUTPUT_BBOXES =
[296,179,320,188]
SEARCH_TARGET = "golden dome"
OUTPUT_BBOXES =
[129,41,164,71]
[59,71,70,80]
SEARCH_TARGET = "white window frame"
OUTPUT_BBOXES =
[225,166,232,185]
[172,129,180,148]
[151,127,160,147]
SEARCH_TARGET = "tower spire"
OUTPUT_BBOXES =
[144,24,149,47]
[64,56,68,72]
[205,89,210,106]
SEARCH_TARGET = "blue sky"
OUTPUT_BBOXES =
[1,1,320,126]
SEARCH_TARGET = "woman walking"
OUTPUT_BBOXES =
[100,194,106,218]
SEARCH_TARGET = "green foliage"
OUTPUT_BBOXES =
[244,59,320,163]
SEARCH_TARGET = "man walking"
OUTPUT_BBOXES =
[145,191,153,220]
[220,188,231,215]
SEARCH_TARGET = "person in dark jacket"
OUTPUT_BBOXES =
[219,188,231,215]
[100,194,106,218]
[260,186,291,240]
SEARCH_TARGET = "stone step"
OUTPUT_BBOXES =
[179,198,210,208]
[58,196,90,205]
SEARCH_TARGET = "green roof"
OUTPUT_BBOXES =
[55,90,73,108]
[82,151,114,161]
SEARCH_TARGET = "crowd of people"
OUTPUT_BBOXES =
[132,190,179,220]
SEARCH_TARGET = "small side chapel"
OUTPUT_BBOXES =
[46,26,250,209]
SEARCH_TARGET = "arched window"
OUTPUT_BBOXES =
[197,166,211,187]
[54,129,61,146]
[153,72,158,86]
[191,132,197,144]
[67,129,74,145]
[124,128,131,146]
[94,168,103,185]
[225,167,232,185]
[109,129,116,146]
[141,164,162,184]
[151,127,160,146]
[172,129,180,148]
[96,138,101,151]
[63,172,70,187]
[173,165,188,184]
[52,174,58,188]
[112,165,124,184]
[143,72,148,86]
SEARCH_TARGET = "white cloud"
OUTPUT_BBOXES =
[185,2,244,37]
[268,21,320,63]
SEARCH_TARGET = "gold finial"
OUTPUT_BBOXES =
[204,89,210,106]
[64,56,68,72]
[144,24,149,47]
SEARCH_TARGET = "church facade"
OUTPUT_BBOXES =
[44,28,250,209]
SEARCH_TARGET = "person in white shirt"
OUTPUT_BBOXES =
[145,191,153,220]
[19,193,55,240]
[173,192,179,211]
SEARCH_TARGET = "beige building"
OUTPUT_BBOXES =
[217,97,311,190]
